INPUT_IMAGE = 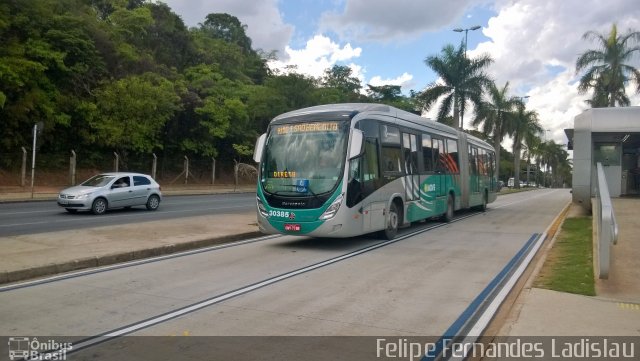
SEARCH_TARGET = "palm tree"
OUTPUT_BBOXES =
[522,133,542,186]
[419,42,493,129]
[537,140,570,187]
[472,81,519,183]
[545,142,571,187]
[576,24,640,107]
[509,102,542,188]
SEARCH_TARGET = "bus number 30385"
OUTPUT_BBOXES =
[269,210,291,218]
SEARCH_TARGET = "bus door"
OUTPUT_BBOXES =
[421,134,437,213]
[403,133,419,201]
[353,137,385,233]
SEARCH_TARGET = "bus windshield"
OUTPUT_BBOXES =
[261,121,349,196]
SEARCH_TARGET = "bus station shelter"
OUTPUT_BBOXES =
[566,107,640,210]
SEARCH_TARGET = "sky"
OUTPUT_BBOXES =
[160,0,640,149]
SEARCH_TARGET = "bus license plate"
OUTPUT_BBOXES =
[284,224,301,232]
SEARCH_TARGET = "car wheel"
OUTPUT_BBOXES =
[91,198,107,215]
[65,208,77,214]
[443,194,454,223]
[146,194,160,211]
[382,202,399,240]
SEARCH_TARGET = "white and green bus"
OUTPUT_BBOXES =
[253,103,498,239]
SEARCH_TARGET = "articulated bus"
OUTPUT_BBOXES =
[253,103,497,239]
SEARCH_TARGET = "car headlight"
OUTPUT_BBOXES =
[257,197,268,217]
[319,194,344,220]
[75,193,91,200]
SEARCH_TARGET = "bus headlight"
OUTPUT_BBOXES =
[257,197,269,217]
[319,194,343,220]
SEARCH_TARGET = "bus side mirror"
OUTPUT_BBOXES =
[253,133,266,163]
[349,129,364,160]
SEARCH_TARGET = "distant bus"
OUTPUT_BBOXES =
[253,103,498,239]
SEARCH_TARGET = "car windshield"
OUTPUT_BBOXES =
[81,175,115,187]
[261,121,349,196]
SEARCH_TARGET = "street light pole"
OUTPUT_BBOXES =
[453,25,481,56]
[452,25,481,129]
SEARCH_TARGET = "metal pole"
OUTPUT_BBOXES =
[21,147,27,187]
[113,152,119,172]
[30,124,37,198]
[234,160,238,192]
[184,156,189,185]
[70,150,76,185]
[212,158,216,185]
[464,29,468,56]
[152,153,157,180]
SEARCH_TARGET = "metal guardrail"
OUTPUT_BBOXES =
[594,162,619,279]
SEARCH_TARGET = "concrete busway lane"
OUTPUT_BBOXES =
[0,189,569,352]
[125,189,570,337]
[0,233,388,336]
[0,193,255,236]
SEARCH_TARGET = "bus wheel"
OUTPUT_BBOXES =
[383,202,399,240]
[444,194,454,223]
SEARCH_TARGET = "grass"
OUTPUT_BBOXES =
[534,217,595,296]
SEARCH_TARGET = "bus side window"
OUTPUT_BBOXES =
[434,138,446,173]
[422,134,433,172]
[446,138,459,174]
[402,133,418,175]
[469,145,478,175]
[478,148,484,175]
[380,125,402,174]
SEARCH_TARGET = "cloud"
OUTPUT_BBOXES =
[320,0,481,42]
[466,0,640,146]
[159,0,293,57]
[368,73,415,92]
[268,35,363,79]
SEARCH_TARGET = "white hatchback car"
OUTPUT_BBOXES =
[58,172,162,214]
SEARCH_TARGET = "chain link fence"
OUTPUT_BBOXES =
[0,149,257,188]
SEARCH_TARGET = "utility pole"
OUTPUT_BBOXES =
[452,25,481,129]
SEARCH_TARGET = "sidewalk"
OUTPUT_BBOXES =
[0,184,260,284]
[497,201,640,337]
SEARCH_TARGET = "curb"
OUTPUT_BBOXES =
[0,231,263,285]
[480,200,572,337]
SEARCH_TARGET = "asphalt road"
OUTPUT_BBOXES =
[0,193,256,236]
[0,189,571,360]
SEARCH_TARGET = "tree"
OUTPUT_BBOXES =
[472,81,519,182]
[522,131,542,186]
[200,13,252,53]
[509,102,542,188]
[144,2,196,71]
[576,24,640,107]
[418,43,493,129]
[89,73,181,155]
[541,141,570,188]
[366,84,419,112]
[367,84,402,101]
[265,70,317,110]
[193,14,269,84]
[321,64,362,101]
